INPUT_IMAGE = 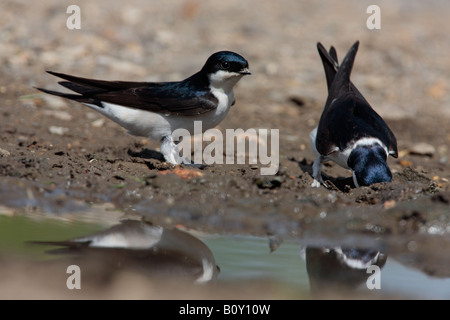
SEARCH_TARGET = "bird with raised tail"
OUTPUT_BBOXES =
[310,41,398,188]
[37,51,250,165]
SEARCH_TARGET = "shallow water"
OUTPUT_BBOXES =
[1,214,449,299]
[204,235,450,299]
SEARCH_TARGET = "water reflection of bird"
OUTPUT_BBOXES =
[30,219,219,284]
[304,246,387,294]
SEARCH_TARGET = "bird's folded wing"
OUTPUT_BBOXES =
[317,96,398,157]
[39,71,218,116]
[95,86,218,116]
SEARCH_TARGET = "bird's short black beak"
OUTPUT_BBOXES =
[239,68,251,75]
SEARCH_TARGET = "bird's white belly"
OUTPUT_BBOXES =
[84,88,233,140]
[309,127,320,157]
[309,126,351,169]
[85,102,173,139]
[326,150,352,169]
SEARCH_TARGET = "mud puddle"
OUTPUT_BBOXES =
[1,204,449,299]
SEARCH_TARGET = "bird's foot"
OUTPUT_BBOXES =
[311,179,322,188]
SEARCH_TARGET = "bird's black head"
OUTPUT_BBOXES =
[202,51,250,76]
[348,144,392,187]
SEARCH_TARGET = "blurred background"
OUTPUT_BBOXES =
[2,0,450,119]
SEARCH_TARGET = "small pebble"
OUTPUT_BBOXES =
[43,110,73,121]
[91,118,105,128]
[49,126,69,136]
[409,142,435,157]
[399,159,413,167]
[0,148,11,157]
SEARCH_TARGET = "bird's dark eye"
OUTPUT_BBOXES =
[220,62,230,69]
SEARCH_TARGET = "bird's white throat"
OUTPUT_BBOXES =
[208,70,244,93]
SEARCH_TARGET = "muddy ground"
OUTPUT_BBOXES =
[1,0,450,298]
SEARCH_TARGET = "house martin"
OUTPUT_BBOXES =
[37,51,250,165]
[310,41,398,188]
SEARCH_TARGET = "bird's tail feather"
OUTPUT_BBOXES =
[34,86,102,107]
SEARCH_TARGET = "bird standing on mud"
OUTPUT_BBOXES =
[37,51,250,165]
[310,41,398,188]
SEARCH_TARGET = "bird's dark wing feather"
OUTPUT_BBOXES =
[317,42,369,105]
[94,85,218,115]
[36,71,218,116]
[27,239,92,255]
[317,43,338,91]
[317,95,398,156]
[46,71,166,91]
